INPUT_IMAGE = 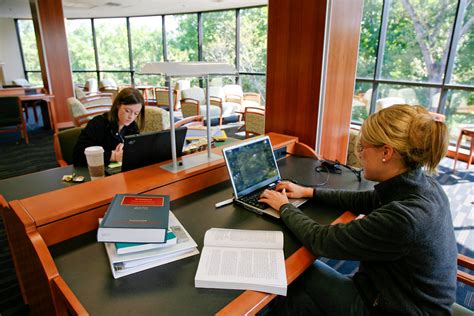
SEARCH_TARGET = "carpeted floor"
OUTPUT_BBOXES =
[0,108,472,313]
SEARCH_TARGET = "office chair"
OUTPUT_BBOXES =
[53,127,84,166]
[0,96,29,144]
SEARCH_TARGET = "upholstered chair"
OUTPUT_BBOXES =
[181,87,223,125]
[142,106,171,133]
[346,128,362,168]
[223,84,262,110]
[66,97,111,127]
[243,106,265,138]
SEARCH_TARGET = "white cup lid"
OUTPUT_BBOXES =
[84,146,104,154]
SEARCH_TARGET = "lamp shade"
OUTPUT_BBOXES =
[139,62,237,77]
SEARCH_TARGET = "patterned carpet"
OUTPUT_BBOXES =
[0,108,472,313]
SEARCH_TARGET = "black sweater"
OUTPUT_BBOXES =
[73,113,139,167]
[280,169,457,315]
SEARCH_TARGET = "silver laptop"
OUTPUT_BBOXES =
[222,136,306,218]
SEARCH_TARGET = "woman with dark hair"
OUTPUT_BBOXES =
[260,104,456,315]
[73,87,145,166]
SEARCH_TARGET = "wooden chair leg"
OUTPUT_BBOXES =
[453,132,463,172]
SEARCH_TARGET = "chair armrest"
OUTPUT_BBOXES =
[210,97,223,108]
[458,254,474,286]
[83,104,112,110]
[73,110,109,126]
[287,142,321,159]
[175,115,204,128]
[79,95,112,103]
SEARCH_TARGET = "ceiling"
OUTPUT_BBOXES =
[0,0,266,19]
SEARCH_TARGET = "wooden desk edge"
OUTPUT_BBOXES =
[216,211,357,316]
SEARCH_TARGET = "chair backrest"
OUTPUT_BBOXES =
[375,97,405,112]
[209,86,225,100]
[244,106,265,137]
[181,87,205,103]
[84,78,98,93]
[12,78,31,87]
[54,127,84,166]
[399,88,419,105]
[175,79,190,91]
[99,78,118,90]
[74,86,87,99]
[155,87,178,111]
[67,97,107,127]
[142,106,171,133]
[0,96,22,127]
[223,84,243,97]
[346,128,362,168]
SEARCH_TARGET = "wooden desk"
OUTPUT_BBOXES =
[1,133,372,315]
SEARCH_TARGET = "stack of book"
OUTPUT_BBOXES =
[98,194,198,279]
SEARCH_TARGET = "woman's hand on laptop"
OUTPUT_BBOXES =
[112,143,124,162]
[259,189,289,211]
[276,181,313,199]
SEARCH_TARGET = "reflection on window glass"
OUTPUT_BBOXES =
[100,72,130,86]
[240,7,267,73]
[17,20,41,72]
[376,84,440,112]
[202,11,235,65]
[240,74,266,105]
[451,1,473,85]
[66,19,95,72]
[351,81,373,123]
[72,72,96,87]
[166,14,198,62]
[356,0,382,79]
[382,1,457,83]
[95,18,130,71]
[25,72,43,86]
[444,90,474,141]
[130,16,163,77]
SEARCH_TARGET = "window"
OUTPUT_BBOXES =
[66,19,95,86]
[202,10,235,65]
[16,19,43,86]
[166,14,198,62]
[130,16,164,86]
[352,0,473,143]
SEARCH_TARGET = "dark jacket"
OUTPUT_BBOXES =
[280,169,457,315]
[73,113,139,167]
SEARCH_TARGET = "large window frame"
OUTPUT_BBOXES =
[354,0,473,123]
[15,6,267,93]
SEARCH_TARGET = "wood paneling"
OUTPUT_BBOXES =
[30,0,73,125]
[265,0,327,147]
[319,0,364,163]
[265,0,364,162]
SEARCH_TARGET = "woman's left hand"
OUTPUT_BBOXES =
[259,188,289,211]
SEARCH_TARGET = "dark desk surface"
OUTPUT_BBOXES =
[50,157,374,315]
[0,165,90,201]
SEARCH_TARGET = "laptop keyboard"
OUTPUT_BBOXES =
[240,187,274,210]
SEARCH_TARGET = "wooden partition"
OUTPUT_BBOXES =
[30,0,74,127]
[265,0,364,162]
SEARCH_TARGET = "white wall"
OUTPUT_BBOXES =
[0,18,25,85]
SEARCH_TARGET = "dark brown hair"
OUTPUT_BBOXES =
[108,87,145,130]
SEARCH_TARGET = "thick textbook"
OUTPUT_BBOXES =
[98,194,169,243]
[115,230,177,255]
[104,211,198,279]
[194,228,287,296]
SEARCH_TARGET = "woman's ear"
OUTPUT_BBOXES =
[382,145,395,162]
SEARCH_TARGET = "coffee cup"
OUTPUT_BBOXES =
[84,146,105,180]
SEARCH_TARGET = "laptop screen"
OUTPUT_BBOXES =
[121,127,187,172]
[223,136,281,198]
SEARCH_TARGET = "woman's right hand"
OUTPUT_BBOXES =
[276,181,314,199]
[112,143,124,162]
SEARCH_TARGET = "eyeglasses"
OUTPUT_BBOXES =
[356,143,381,153]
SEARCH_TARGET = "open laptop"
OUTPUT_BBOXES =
[222,136,306,218]
[107,127,188,174]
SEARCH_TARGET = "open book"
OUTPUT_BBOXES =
[194,228,287,296]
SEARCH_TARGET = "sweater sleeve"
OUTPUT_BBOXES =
[314,188,380,215]
[280,203,415,261]
[72,117,111,167]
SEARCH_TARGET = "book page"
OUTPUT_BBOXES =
[203,228,283,250]
[194,246,287,295]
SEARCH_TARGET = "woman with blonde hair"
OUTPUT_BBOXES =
[260,105,456,315]
[73,87,145,166]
